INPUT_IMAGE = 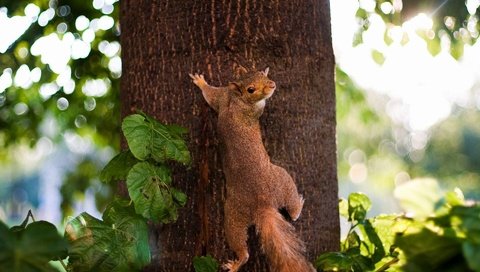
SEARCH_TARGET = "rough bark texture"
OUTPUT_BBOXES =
[120,1,339,271]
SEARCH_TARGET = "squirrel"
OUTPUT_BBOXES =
[189,68,315,272]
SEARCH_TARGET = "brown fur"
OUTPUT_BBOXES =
[190,68,314,272]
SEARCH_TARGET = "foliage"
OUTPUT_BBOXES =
[0,0,120,152]
[1,112,191,272]
[102,112,190,223]
[0,211,68,272]
[60,157,114,218]
[316,193,405,271]
[355,0,480,58]
[65,199,150,272]
[408,110,480,198]
[122,113,190,165]
[336,67,405,188]
[193,255,219,272]
[65,113,190,271]
[0,0,120,223]
[63,112,191,270]
[394,180,480,271]
[316,182,480,272]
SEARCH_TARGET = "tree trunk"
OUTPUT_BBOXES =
[120,1,339,271]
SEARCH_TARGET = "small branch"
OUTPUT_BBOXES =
[59,258,68,271]
[27,210,36,222]
[375,257,399,272]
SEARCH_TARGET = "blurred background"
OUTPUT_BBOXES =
[0,0,479,226]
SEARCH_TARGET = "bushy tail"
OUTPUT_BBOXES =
[256,208,315,272]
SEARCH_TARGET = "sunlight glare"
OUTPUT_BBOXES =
[0,12,31,53]
[64,131,93,154]
[31,67,41,83]
[13,64,33,89]
[331,0,479,132]
[358,0,376,12]
[108,56,122,76]
[466,0,480,15]
[31,33,70,73]
[82,29,95,43]
[75,15,90,31]
[39,83,60,100]
[24,4,40,20]
[82,78,110,97]
[403,13,433,32]
[380,2,393,14]
[71,39,91,59]
[37,8,55,27]
[349,163,368,183]
[0,69,13,93]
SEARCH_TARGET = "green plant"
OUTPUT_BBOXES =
[65,111,191,271]
[0,211,68,272]
[394,187,480,272]
[193,255,219,272]
[99,112,190,223]
[0,112,192,271]
[315,193,406,271]
[316,180,480,272]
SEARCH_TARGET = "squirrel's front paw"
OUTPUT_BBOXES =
[189,73,207,87]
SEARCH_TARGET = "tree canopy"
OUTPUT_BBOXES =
[1,0,479,221]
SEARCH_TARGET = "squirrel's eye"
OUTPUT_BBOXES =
[247,87,255,94]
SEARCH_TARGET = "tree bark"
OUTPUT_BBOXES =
[120,1,339,271]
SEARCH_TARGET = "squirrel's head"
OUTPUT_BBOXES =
[228,67,276,105]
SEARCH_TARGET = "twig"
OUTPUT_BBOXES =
[375,257,399,272]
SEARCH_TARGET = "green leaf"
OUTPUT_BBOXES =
[463,241,480,271]
[369,214,410,254]
[453,205,480,243]
[0,220,67,272]
[348,193,372,222]
[343,230,361,251]
[193,255,219,272]
[445,188,465,207]
[339,198,349,219]
[315,252,353,271]
[358,220,385,263]
[127,162,186,223]
[371,49,385,65]
[65,203,151,272]
[394,178,442,219]
[9,210,34,232]
[171,188,188,206]
[100,150,139,183]
[350,254,375,271]
[121,113,190,165]
[395,228,461,271]
[165,124,189,136]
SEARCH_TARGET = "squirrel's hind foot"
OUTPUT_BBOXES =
[221,259,244,272]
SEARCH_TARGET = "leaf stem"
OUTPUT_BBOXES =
[59,258,68,271]
[375,257,399,272]
[28,209,36,222]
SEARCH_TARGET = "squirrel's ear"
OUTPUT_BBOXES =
[264,67,270,76]
[228,82,242,96]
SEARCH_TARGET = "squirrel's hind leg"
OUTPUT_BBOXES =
[222,202,250,272]
[285,193,304,221]
[273,165,305,222]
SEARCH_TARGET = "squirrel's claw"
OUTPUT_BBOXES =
[189,73,207,87]
[221,260,240,272]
